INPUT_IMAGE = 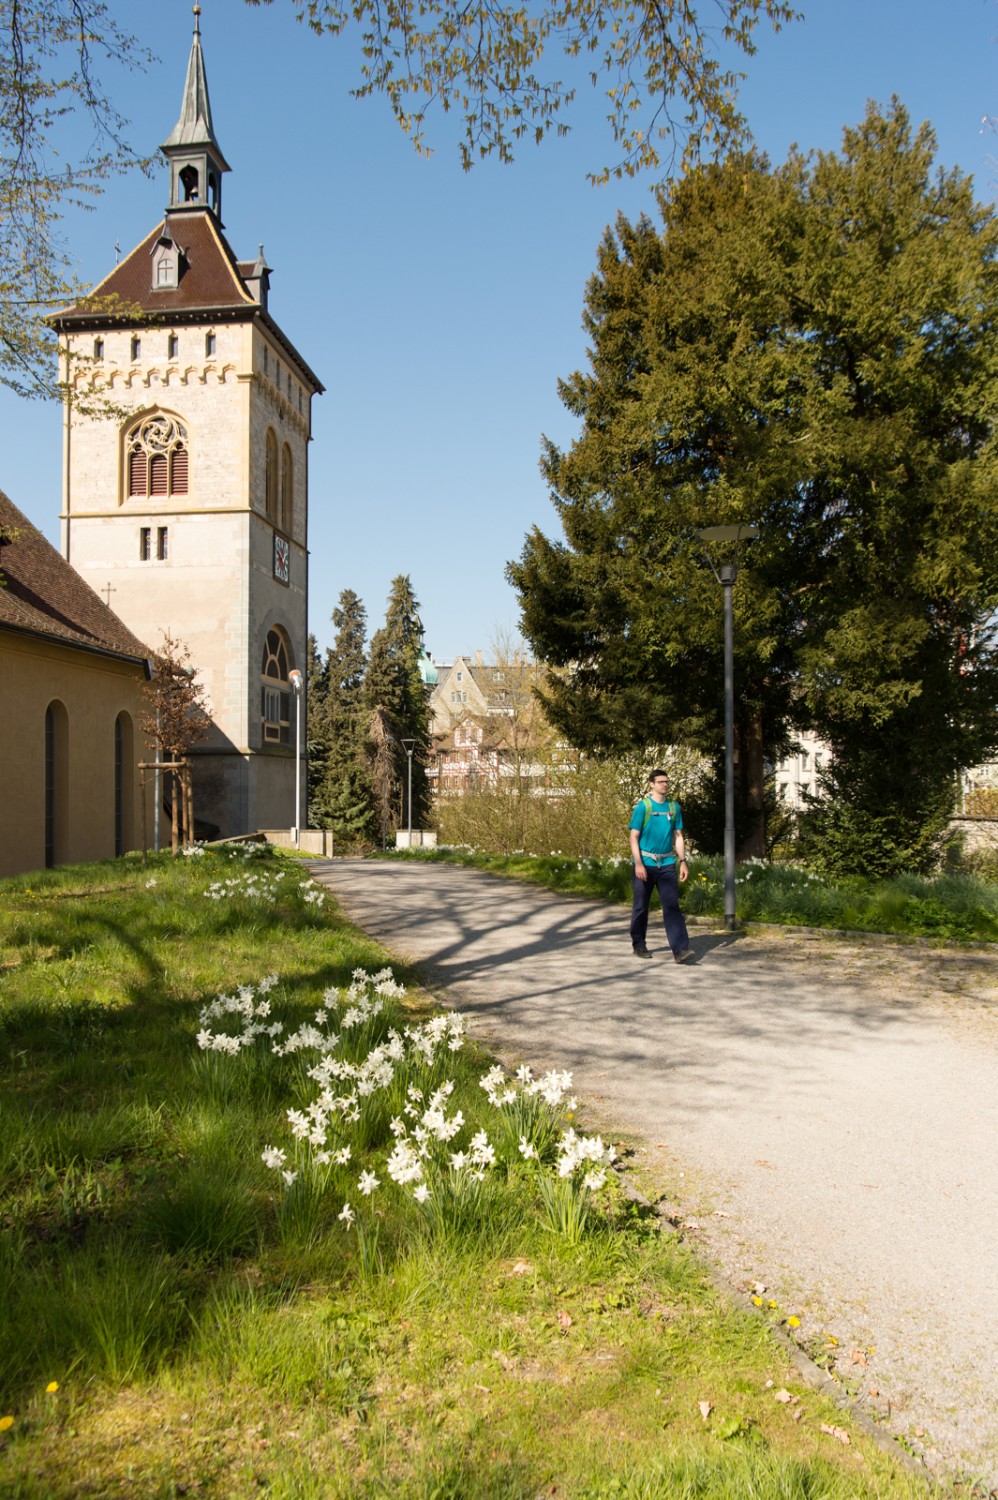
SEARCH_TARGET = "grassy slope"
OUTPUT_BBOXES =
[0,849,934,1498]
[381,847,998,944]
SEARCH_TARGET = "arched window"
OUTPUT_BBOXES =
[261,627,293,744]
[114,712,134,857]
[180,164,200,202]
[265,429,278,522]
[280,443,293,534]
[45,701,69,868]
[125,413,189,500]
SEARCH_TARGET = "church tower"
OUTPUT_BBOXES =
[53,8,323,838]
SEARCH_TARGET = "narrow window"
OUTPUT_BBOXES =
[263,347,268,375]
[280,443,293,533]
[45,707,56,867]
[265,429,278,521]
[94,338,104,361]
[205,332,216,357]
[44,703,68,868]
[139,527,151,560]
[456,671,463,682]
[168,333,179,359]
[157,527,169,561]
[131,336,141,361]
[114,716,124,856]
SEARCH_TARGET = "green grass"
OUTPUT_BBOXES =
[0,846,941,1497]
[384,845,998,943]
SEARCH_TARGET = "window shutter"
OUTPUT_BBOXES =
[171,446,188,494]
[129,450,147,496]
[150,455,168,495]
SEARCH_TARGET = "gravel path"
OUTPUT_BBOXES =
[309,858,998,1486]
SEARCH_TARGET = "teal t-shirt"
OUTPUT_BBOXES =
[629,797,682,865]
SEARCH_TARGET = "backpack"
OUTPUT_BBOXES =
[640,796,678,834]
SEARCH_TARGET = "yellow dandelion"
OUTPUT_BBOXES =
[768,1299,777,1309]
[751,1295,762,1306]
[45,1382,58,1394]
[787,1315,800,1329]
[0,1416,13,1432]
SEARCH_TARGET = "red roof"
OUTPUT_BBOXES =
[57,211,255,318]
[0,491,152,667]
[52,208,323,392]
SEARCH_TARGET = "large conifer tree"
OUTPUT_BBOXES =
[510,101,998,869]
[363,575,431,833]
[317,589,374,838]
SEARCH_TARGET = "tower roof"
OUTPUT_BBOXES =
[162,5,230,170]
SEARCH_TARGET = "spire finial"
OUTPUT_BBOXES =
[193,3,201,33]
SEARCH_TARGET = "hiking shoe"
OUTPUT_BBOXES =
[632,945,652,958]
[674,947,694,964]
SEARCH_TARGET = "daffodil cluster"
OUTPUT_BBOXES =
[196,973,284,1054]
[195,966,616,1241]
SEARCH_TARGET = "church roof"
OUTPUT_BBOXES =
[0,491,153,670]
[56,212,255,318]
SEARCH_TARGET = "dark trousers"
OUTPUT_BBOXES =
[630,862,689,955]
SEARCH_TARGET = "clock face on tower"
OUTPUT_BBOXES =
[273,534,290,585]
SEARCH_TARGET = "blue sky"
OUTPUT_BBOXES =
[3,0,997,661]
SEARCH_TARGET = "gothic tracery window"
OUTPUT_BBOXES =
[261,627,293,745]
[125,413,189,500]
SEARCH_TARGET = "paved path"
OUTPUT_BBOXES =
[309,858,998,1484]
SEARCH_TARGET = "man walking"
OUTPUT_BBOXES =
[629,769,693,962]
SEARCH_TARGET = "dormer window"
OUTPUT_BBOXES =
[152,233,181,292]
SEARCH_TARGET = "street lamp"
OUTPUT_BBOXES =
[696,524,759,932]
[400,738,416,847]
[288,668,303,850]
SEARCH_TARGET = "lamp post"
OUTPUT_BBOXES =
[696,524,759,932]
[288,668,303,849]
[400,738,416,847]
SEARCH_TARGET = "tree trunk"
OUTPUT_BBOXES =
[738,708,767,860]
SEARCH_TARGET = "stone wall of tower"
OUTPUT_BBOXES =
[62,317,313,837]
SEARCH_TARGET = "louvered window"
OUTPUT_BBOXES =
[123,414,190,502]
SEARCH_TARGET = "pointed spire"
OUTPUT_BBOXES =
[162,6,230,168]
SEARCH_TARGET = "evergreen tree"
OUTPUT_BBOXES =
[509,101,998,871]
[363,575,431,834]
[304,633,330,828]
[316,589,374,837]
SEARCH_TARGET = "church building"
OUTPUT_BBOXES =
[52,8,323,838]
